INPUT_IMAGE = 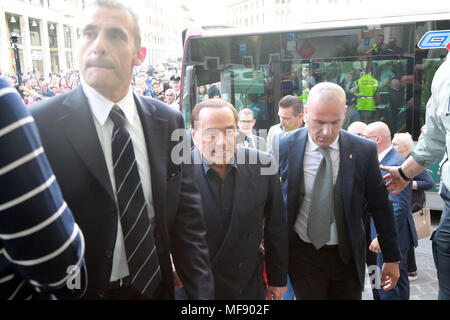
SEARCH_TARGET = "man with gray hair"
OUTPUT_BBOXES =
[237,108,267,152]
[278,82,401,299]
[29,0,213,300]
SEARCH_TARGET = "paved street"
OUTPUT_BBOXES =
[363,211,440,300]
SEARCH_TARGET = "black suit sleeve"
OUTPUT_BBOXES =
[169,115,214,300]
[263,155,288,287]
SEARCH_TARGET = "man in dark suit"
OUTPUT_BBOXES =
[29,1,213,299]
[189,98,288,300]
[363,122,417,300]
[278,82,401,299]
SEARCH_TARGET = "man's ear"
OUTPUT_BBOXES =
[191,128,198,146]
[134,47,147,66]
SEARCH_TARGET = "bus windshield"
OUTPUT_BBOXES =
[181,17,449,142]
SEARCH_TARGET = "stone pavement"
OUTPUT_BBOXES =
[362,212,440,300]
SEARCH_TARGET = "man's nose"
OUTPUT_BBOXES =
[91,34,107,55]
[322,124,332,135]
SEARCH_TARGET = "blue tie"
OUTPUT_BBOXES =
[110,105,161,297]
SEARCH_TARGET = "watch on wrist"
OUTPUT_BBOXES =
[398,167,411,182]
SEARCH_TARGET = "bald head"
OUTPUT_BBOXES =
[347,121,367,136]
[363,121,392,154]
[305,82,347,147]
[307,82,346,107]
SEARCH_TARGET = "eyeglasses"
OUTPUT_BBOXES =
[165,93,174,96]
[392,143,400,147]
[239,120,253,124]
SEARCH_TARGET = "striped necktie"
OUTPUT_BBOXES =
[110,105,161,297]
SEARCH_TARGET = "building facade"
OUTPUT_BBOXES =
[1,0,82,77]
[1,0,192,78]
[226,0,450,28]
[138,0,193,67]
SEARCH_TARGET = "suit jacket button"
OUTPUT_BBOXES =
[238,262,243,269]
[106,250,113,258]
[98,290,105,298]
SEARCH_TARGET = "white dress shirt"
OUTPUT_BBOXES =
[294,134,340,246]
[80,77,156,282]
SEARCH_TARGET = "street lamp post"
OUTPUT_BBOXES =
[10,32,22,86]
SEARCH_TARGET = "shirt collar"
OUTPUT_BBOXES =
[201,153,238,175]
[379,145,393,162]
[80,76,135,126]
[307,133,340,152]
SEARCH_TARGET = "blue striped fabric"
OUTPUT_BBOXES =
[0,79,85,300]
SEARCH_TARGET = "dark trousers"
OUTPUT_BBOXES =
[288,233,362,300]
[432,184,450,300]
[406,246,417,273]
[103,280,169,300]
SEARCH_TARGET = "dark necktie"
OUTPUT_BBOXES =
[245,135,254,149]
[110,105,161,297]
[307,147,333,250]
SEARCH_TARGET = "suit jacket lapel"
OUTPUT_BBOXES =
[338,130,356,222]
[58,87,115,202]
[135,95,168,219]
[380,148,395,170]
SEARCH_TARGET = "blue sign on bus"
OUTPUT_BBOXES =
[418,30,450,49]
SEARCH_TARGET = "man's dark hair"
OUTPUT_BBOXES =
[191,99,239,129]
[278,95,303,116]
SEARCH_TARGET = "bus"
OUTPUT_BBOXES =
[180,12,450,210]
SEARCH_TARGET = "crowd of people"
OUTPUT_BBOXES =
[1,64,182,109]
[1,0,449,303]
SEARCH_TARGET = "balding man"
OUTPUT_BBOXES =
[362,122,416,300]
[347,121,367,137]
[279,82,401,299]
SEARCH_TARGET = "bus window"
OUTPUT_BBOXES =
[222,68,267,120]
[181,15,450,210]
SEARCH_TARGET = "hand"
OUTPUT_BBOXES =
[380,165,409,195]
[173,270,183,288]
[266,286,287,300]
[380,262,400,291]
[369,237,381,253]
